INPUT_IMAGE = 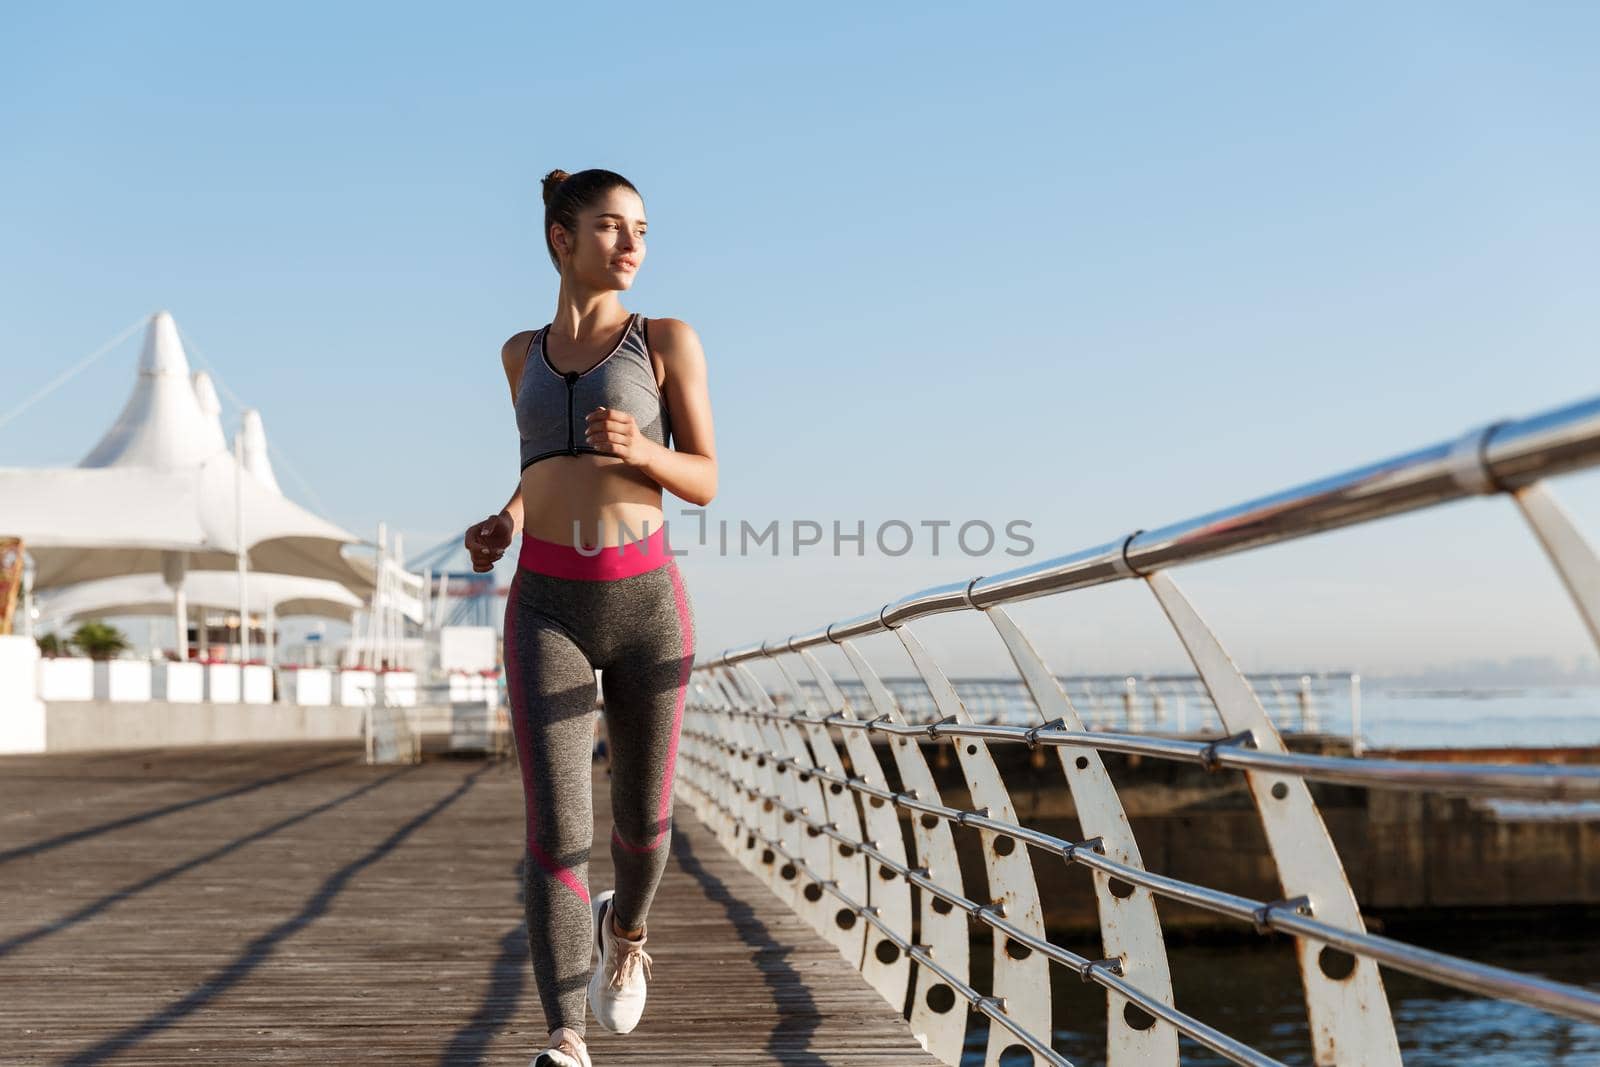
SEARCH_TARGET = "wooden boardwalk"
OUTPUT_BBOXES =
[0,740,945,1066]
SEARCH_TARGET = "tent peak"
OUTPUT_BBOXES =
[138,310,189,379]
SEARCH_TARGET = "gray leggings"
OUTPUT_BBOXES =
[503,525,695,1037]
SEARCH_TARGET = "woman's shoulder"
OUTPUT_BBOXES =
[639,317,704,363]
[500,328,539,371]
[500,329,540,401]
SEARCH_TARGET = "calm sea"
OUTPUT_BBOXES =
[959,924,1600,1066]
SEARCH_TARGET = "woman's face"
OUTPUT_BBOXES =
[556,186,647,291]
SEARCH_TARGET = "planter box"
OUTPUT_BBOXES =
[440,626,497,673]
[38,656,94,701]
[377,670,417,707]
[1,636,46,753]
[241,664,274,705]
[152,661,205,702]
[337,669,377,707]
[446,672,495,703]
[280,667,333,706]
[93,660,152,702]
[203,662,241,704]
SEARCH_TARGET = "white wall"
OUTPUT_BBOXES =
[0,636,47,754]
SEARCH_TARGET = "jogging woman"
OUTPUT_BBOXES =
[463,167,717,1067]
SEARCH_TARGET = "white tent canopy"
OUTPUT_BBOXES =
[37,570,363,627]
[0,311,374,597]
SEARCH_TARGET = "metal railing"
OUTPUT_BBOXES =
[675,393,1600,1067]
[780,671,1352,740]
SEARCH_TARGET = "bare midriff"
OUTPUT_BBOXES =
[519,455,667,549]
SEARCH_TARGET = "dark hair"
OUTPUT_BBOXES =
[541,168,641,272]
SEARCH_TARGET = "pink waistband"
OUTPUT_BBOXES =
[517,525,675,580]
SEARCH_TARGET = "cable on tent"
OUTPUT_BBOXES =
[0,315,148,432]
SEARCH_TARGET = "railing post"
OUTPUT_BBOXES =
[893,624,1052,1067]
[986,605,1179,1067]
[835,639,971,1067]
[1145,571,1401,1066]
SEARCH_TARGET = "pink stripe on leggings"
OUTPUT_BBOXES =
[505,569,590,904]
[518,524,673,581]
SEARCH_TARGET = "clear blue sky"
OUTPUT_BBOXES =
[3,2,1598,676]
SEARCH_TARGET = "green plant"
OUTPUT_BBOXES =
[69,620,129,661]
[36,631,71,657]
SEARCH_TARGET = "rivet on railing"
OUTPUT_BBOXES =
[1061,836,1105,863]
[1024,716,1067,749]
[1080,957,1125,983]
[955,805,992,827]
[1199,729,1257,773]
[1253,895,1313,936]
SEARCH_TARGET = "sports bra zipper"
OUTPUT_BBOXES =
[563,370,579,454]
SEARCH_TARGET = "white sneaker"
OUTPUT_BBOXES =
[586,888,653,1034]
[530,1026,590,1067]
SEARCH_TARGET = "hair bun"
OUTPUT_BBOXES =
[541,169,571,208]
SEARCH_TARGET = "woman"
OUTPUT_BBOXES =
[463,167,717,1067]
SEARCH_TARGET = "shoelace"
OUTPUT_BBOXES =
[607,939,653,991]
[546,1029,586,1065]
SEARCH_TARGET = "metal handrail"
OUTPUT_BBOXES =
[676,392,1600,1067]
[680,757,1286,1067]
[708,703,1600,800]
[712,394,1600,656]
[684,728,1600,1024]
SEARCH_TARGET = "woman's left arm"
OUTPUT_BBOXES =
[586,317,718,506]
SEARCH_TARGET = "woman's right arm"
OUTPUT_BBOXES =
[464,332,534,570]
[497,331,536,535]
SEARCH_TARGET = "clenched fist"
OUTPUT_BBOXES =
[585,406,659,468]
[464,512,513,573]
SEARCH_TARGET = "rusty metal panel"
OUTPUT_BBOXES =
[711,667,793,901]
[894,624,1053,1067]
[767,653,873,967]
[985,605,1178,1067]
[794,646,915,1010]
[689,677,748,855]
[728,663,840,939]
[836,638,970,1067]
[1145,571,1401,1067]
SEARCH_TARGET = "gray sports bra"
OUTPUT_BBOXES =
[516,311,672,471]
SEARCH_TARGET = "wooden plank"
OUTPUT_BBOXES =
[0,740,945,1064]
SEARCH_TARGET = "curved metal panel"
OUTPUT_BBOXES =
[1144,571,1401,1066]
[729,662,840,938]
[795,646,916,1013]
[986,605,1178,1067]
[894,624,1054,1067]
[691,684,745,851]
[702,671,771,880]
[1513,481,1600,653]
[836,638,970,1067]
[712,666,794,898]
[767,653,873,967]
[680,683,725,847]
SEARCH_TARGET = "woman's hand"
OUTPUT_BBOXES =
[584,406,662,469]
[464,512,514,573]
